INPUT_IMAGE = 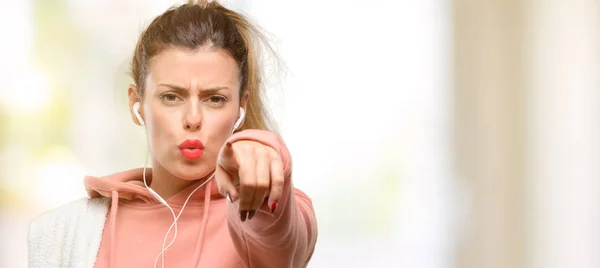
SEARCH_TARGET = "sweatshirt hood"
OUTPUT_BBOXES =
[84,168,223,205]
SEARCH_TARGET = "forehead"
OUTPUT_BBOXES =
[147,46,240,90]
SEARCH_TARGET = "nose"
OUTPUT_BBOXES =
[184,104,202,131]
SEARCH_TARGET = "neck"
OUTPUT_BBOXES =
[148,161,201,200]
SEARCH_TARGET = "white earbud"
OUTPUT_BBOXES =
[233,107,245,130]
[133,102,145,126]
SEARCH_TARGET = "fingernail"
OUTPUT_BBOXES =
[226,141,232,147]
[270,200,278,213]
[248,210,256,220]
[240,210,248,222]
[226,193,233,203]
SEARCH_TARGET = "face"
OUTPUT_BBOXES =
[129,46,246,180]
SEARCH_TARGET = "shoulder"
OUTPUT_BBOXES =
[29,197,109,237]
[293,188,313,205]
[30,197,109,225]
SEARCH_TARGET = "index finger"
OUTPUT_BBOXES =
[218,142,239,174]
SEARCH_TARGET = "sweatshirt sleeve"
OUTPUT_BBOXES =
[225,129,318,268]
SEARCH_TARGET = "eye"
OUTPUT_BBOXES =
[160,92,182,103]
[206,95,226,106]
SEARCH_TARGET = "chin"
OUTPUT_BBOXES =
[172,162,213,181]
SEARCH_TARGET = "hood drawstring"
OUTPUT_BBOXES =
[191,181,213,266]
[109,190,119,268]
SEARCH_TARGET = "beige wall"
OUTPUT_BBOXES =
[453,1,527,267]
[453,0,600,267]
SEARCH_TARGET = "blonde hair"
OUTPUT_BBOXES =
[130,0,277,131]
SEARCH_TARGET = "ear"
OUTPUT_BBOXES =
[240,91,249,111]
[239,91,249,126]
[128,85,144,126]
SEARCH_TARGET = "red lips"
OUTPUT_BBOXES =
[179,139,205,160]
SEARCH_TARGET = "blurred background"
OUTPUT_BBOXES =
[1,0,598,267]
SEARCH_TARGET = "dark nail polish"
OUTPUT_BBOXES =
[270,201,278,213]
[240,210,248,222]
[226,193,233,202]
[248,210,256,220]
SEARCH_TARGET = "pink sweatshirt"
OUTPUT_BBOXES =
[84,130,318,267]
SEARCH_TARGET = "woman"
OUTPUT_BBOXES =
[27,1,318,267]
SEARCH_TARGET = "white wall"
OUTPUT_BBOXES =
[526,1,600,267]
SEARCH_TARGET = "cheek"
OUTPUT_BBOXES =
[146,113,178,151]
[205,115,235,147]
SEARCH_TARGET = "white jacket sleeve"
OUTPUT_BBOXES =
[28,198,109,268]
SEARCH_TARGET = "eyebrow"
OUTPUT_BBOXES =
[158,84,229,94]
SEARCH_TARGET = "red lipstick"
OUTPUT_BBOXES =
[179,139,205,160]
